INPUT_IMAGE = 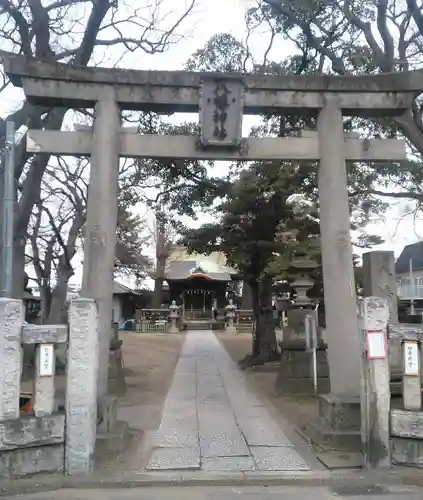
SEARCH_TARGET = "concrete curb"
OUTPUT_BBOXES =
[1,468,421,496]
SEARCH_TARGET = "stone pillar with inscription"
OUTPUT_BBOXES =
[362,251,402,391]
[305,101,363,453]
[80,94,121,401]
[317,99,361,398]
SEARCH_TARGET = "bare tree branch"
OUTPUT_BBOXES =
[406,0,423,37]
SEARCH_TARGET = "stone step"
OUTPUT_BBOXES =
[305,420,362,452]
[94,420,131,462]
[318,394,361,431]
[185,321,212,330]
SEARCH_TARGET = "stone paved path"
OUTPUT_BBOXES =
[7,485,423,500]
[146,330,312,472]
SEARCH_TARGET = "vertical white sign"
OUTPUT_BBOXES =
[367,331,387,359]
[404,341,420,376]
[39,344,55,377]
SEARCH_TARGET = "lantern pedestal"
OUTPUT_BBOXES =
[168,301,180,333]
[277,258,330,395]
[225,300,237,334]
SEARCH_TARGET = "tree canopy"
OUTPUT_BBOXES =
[254,0,423,215]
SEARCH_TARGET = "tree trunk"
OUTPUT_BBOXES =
[39,283,52,324]
[152,277,164,308]
[48,267,73,324]
[256,275,278,359]
[12,236,26,299]
[240,275,279,369]
[152,254,166,309]
[241,280,253,309]
[250,278,260,356]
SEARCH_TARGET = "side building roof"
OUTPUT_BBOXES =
[395,241,423,274]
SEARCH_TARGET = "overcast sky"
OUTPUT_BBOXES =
[1,0,421,289]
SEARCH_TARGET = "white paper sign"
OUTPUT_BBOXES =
[404,341,420,376]
[367,331,387,359]
[38,344,54,377]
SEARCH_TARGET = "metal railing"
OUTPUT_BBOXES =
[397,284,423,299]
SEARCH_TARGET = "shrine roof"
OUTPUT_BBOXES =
[165,259,236,281]
[113,282,140,295]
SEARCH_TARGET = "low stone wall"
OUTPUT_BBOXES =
[0,414,65,479]
[389,325,423,467]
[391,409,423,467]
[0,298,100,479]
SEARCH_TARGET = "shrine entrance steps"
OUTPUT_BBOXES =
[185,320,213,330]
[145,329,316,472]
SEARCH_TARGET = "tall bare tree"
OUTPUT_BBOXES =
[27,153,153,322]
[151,208,175,308]
[26,157,87,323]
[0,0,197,297]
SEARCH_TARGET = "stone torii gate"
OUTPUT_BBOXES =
[3,55,409,415]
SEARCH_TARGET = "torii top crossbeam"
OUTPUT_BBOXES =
[2,53,422,115]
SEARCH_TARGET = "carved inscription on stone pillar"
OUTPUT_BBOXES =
[378,265,398,324]
[200,78,244,148]
[363,251,398,324]
[335,230,349,248]
[90,224,105,247]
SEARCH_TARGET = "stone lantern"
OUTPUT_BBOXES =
[276,257,330,395]
[168,301,180,333]
[290,258,318,308]
[283,257,319,344]
[225,299,237,334]
[275,293,291,328]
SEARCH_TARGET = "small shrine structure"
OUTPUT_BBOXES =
[164,247,240,320]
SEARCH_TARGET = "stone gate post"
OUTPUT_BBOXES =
[362,251,402,389]
[0,298,23,420]
[359,296,391,469]
[317,98,361,398]
[66,298,99,474]
[80,94,121,400]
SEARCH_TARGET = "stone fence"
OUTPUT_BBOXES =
[134,307,255,333]
[236,310,254,333]
[0,298,99,479]
[388,324,423,468]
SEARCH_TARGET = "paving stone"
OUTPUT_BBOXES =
[202,455,256,471]
[250,446,311,471]
[198,415,239,430]
[147,329,312,473]
[154,427,199,448]
[242,427,293,447]
[160,417,198,431]
[200,430,250,458]
[146,447,200,470]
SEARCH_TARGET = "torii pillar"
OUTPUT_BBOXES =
[317,98,361,398]
[80,95,121,399]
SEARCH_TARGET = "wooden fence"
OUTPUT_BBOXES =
[136,309,169,333]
